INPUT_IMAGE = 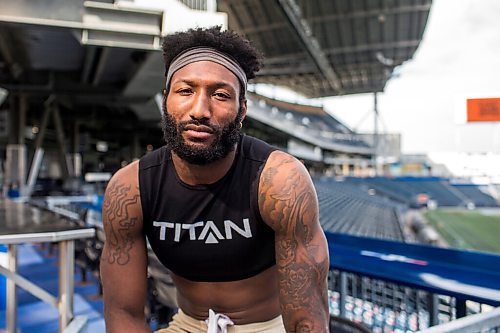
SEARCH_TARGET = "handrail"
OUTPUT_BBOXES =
[418,307,500,332]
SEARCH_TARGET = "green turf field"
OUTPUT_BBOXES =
[424,209,500,254]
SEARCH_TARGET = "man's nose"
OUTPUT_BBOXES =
[189,92,211,120]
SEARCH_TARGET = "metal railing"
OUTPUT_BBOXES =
[419,307,500,333]
[326,232,500,332]
[62,316,88,333]
[328,271,486,332]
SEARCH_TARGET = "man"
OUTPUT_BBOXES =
[101,26,329,333]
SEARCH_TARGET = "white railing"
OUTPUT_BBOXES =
[419,307,500,333]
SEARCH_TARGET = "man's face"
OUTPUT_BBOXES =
[162,61,246,165]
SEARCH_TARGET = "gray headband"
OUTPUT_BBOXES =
[165,47,247,95]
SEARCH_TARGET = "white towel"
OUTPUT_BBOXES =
[206,309,234,333]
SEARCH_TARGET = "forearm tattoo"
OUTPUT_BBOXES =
[102,182,139,266]
[260,155,329,332]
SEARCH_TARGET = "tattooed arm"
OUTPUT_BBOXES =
[100,161,151,333]
[259,151,330,332]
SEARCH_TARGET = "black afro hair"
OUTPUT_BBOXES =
[161,26,263,81]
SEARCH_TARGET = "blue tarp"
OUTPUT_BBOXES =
[326,232,500,306]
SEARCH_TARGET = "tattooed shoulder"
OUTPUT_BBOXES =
[102,167,142,266]
[259,151,316,231]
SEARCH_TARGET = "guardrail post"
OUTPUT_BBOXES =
[428,293,439,327]
[456,298,467,319]
[339,272,347,317]
[6,244,17,333]
[59,240,75,331]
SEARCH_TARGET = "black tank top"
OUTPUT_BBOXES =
[139,135,276,282]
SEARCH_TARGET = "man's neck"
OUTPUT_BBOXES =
[170,148,237,186]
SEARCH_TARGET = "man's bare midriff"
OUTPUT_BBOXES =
[171,265,281,324]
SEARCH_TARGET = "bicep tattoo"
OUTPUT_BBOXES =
[102,182,140,266]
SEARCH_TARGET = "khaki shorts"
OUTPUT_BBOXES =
[156,309,286,333]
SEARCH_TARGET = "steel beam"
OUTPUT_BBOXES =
[18,95,27,145]
[91,48,110,86]
[308,4,433,23]
[326,40,421,55]
[0,0,163,50]
[239,21,287,35]
[0,28,23,79]
[264,53,308,65]
[258,63,316,76]
[52,104,71,179]
[277,0,343,94]
[80,46,98,84]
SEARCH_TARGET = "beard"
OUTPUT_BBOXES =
[161,107,242,165]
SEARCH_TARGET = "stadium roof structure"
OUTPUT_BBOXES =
[218,0,433,98]
[0,0,431,168]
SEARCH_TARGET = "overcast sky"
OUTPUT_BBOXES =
[320,0,500,157]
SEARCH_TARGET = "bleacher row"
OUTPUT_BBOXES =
[313,176,499,243]
[313,179,407,241]
[453,184,499,207]
[343,177,499,208]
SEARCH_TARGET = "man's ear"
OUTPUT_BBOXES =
[162,89,168,109]
[240,98,248,122]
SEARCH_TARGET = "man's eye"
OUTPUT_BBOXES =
[214,92,230,99]
[177,88,192,94]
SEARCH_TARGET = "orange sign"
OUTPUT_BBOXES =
[467,98,500,122]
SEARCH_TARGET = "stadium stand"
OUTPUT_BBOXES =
[342,176,499,208]
[248,93,371,150]
[452,184,500,207]
[344,177,416,204]
[313,178,407,241]
[396,178,465,207]
[245,94,374,169]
